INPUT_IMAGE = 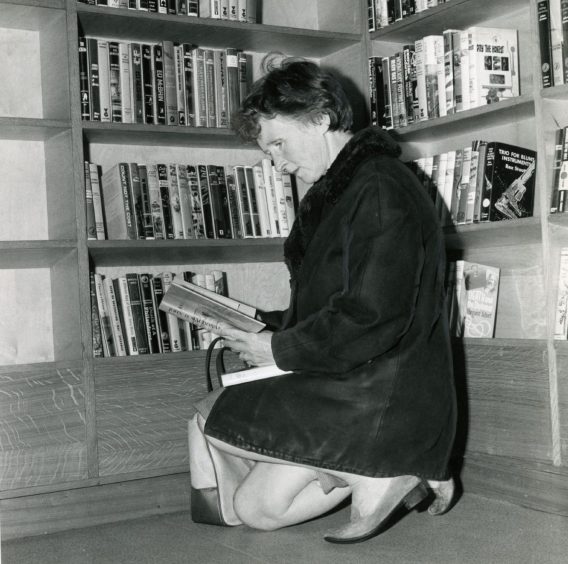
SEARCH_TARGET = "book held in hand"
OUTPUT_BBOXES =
[221,363,292,387]
[159,279,264,333]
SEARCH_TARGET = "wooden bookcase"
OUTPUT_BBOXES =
[0,0,566,539]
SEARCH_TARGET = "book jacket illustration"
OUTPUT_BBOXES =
[462,262,500,338]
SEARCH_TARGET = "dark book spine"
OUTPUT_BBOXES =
[148,0,158,11]
[204,49,217,127]
[87,38,100,121]
[140,0,149,9]
[368,57,378,126]
[225,171,244,238]
[381,57,392,130]
[90,272,104,357]
[238,51,250,106]
[126,273,150,354]
[538,0,554,88]
[186,165,206,238]
[367,0,375,32]
[235,166,254,237]
[157,163,174,238]
[480,142,496,222]
[167,0,177,14]
[128,163,145,239]
[112,278,129,354]
[142,44,154,124]
[212,165,233,238]
[393,0,403,21]
[84,161,97,240]
[79,36,90,120]
[225,48,240,125]
[151,276,170,353]
[562,0,568,82]
[245,166,261,236]
[130,43,145,123]
[182,44,195,126]
[153,44,166,125]
[137,164,155,238]
[108,42,122,123]
[198,164,216,238]
[551,127,567,212]
[402,45,414,125]
[139,273,161,354]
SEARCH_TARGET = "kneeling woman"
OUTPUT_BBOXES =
[188,57,457,544]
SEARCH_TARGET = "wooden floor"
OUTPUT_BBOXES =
[2,492,567,563]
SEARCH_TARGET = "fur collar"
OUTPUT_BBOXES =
[284,127,401,278]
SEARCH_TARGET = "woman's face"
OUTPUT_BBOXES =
[256,114,331,185]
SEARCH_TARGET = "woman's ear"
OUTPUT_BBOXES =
[316,113,331,131]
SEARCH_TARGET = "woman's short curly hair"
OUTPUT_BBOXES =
[233,55,353,142]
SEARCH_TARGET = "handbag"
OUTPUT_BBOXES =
[189,337,252,526]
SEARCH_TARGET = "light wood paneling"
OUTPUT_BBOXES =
[0,362,87,490]
[95,354,210,477]
[455,340,552,462]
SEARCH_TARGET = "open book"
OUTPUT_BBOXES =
[221,364,292,387]
[159,279,266,333]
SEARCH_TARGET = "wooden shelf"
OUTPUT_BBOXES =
[457,337,547,349]
[540,84,568,101]
[1,0,64,8]
[82,121,247,148]
[0,240,77,268]
[76,4,360,57]
[370,0,527,43]
[392,96,535,142]
[87,238,285,266]
[0,117,71,140]
[444,217,542,250]
[548,213,568,229]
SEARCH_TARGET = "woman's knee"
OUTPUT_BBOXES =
[233,481,282,531]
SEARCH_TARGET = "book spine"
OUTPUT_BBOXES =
[538,0,554,88]
[261,158,280,236]
[225,169,244,238]
[94,273,116,356]
[551,127,566,213]
[252,164,272,236]
[204,49,217,127]
[84,161,97,240]
[198,164,216,238]
[368,57,378,126]
[174,44,186,126]
[238,54,250,120]
[246,0,256,23]
[117,276,139,355]
[234,165,254,237]
[271,166,290,236]
[160,272,183,352]
[90,272,104,357]
[225,48,240,125]
[130,43,145,123]
[118,42,132,123]
[244,166,262,237]
[388,55,398,129]
[151,275,170,352]
[414,40,427,121]
[458,30,470,112]
[89,163,106,240]
[137,164,155,239]
[473,141,488,223]
[561,0,568,82]
[102,276,127,356]
[108,42,122,122]
[465,141,481,224]
[167,163,185,239]
[176,164,195,238]
[192,47,207,127]
[237,0,246,21]
[157,163,175,238]
[214,165,234,238]
[146,163,165,238]
[126,273,150,354]
[142,44,154,124]
[182,44,195,126]
[139,273,161,353]
[187,164,207,238]
[154,44,166,125]
[402,46,414,125]
[456,146,472,224]
[97,40,111,123]
[86,38,100,121]
[281,172,296,230]
[79,36,90,120]
[479,142,496,222]
[188,0,199,15]
[449,149,463,225]
[163,40,178,125]
[214,49,228,128]
[128,163,145,238]
[551,0,565,85]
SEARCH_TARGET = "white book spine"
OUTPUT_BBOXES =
[237,0,247,22]
[97,40,111,123]
[435,36,447,118]
[458,30,470,112]
[162,40,178,126]
[167,163,185,239]
[260,159,280,236]
[251,165,272,237]
[550,0,565,85]
[272,166,290,237]
[161,272,183,352]
[117,276,139,355]
[102,276,127,356]
[94,273,114,357]
[174,45,186,126]
[414,39,428,121]
[119,42,133,123]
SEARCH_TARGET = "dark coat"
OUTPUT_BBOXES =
[205,127,457,480]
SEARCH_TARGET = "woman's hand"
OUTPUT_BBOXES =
[217,322,275,367]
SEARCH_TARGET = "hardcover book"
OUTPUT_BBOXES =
[101,162,136,239]
[479,142,537,222]
[159,279,263,333]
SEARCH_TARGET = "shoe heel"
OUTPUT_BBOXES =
[403,481,428,510]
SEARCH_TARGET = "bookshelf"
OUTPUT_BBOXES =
[1,0,567,539]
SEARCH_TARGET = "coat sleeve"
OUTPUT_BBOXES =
[272,167,427,374]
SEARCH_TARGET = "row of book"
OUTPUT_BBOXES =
[536,0,568,88]
[367,0,452,32]
[85,159,296,241]
[78,0,259,23]
[369,26,520,130]
[550,125,568,213]
[446,260,500,339]
[407,141,537,226]
[91,269,230,356]
[79,37,251,127]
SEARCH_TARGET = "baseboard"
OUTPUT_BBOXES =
[0,472,191,541]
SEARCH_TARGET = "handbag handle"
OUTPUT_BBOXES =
[205,337,228,392]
